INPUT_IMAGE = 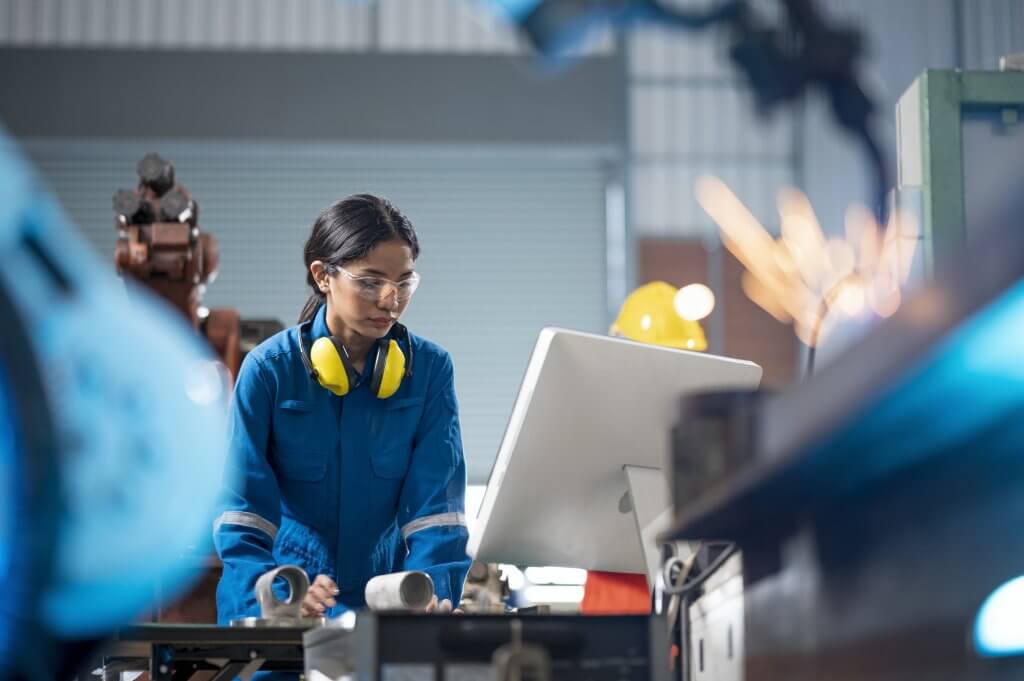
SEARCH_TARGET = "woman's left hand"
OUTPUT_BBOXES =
[302,574,339,617]
[424,595,463,614]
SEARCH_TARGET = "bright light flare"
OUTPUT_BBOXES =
[695,175,920,347]
[674,283,715,321]
[975,575,1024,657]
[835,280,866,316]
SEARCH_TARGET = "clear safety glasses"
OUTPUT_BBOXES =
[331,265,421,303]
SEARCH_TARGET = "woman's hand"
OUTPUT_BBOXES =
[302,574,339,617]
[424,595,463,614]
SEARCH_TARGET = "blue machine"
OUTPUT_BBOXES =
[0,133,230,677]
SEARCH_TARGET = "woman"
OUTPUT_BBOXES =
[214,194,469,620]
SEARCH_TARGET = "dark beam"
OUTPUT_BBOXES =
[0,48,624,145]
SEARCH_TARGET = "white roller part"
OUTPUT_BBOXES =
[364,571,434,611]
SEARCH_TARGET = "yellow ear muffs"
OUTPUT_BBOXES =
[309,336,356,396]
[369,339,407,399]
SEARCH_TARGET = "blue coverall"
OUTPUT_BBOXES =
[213,304,470,621]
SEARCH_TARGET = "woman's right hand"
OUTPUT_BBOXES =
[302,574,339,617]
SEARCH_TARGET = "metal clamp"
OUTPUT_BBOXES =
[493,619,551,681]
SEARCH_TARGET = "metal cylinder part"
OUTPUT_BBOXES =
[159,187,198,226]
[112,189,155,225]
[136,152,175,196]
[364,571,434,611]
[231,562,325,627]
[255,565,309,620]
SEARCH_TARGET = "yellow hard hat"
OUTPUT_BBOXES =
[610,281,708,351]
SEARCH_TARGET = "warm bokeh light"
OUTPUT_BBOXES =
[695,175,919,347]
[674,283,716,321]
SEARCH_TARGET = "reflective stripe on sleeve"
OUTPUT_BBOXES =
[213,510,278,541]
[401,512,467,540]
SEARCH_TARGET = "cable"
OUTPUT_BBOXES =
[663,543,701,640]
[803,270,861,378]
[662,541,737,596]
[804,297,829,378]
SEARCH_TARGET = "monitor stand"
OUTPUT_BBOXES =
[622,465,676,590]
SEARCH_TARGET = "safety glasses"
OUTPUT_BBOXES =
[330,265,421,303]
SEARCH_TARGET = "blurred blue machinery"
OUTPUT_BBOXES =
[0,132,230,678]
[665,172,1024,678]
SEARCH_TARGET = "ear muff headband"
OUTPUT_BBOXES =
[298,319,317,378]
[299,319,413,399]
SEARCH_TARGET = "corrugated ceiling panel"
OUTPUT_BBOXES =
[628,50,794,238]
[378,0,521,52]
[22,139,610,483]
[963,0,1024,69]
[630,160,791,237]
[0,0,617,54]
[0,0,374,50]
[7,0,1010,61]
[630,25,732,79]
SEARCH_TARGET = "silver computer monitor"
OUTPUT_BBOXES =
[468,328,762,577]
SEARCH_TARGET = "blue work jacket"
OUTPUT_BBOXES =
[213,304,470,621]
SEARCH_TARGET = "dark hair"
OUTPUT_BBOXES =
[298,194,420,323]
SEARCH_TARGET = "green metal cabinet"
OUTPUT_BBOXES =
[896,69,1024,277]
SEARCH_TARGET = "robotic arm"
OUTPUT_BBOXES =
[498,0,890,219]
[112,152,241,379]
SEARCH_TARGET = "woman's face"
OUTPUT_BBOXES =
[317,238,416,340]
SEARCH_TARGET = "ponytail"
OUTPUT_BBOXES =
[297,291,325,324]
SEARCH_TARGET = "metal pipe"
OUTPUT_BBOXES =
[364,571,434,611]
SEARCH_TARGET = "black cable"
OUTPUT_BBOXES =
[678,590,694,681]
[662,542,738,596]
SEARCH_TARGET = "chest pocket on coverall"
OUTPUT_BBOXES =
[272,399,330,522]
[371,396,424,479]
